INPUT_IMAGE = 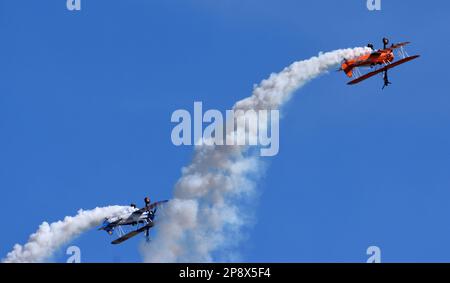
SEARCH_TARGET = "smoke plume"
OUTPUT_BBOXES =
[142,47,371,262]
[2,206,132,263]
[3,47,370,263]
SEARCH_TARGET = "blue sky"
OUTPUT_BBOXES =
[1,1,449,262]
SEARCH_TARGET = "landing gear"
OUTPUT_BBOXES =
[145,227,150,243]
[382,70,392,89]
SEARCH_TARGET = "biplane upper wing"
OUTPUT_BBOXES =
[123,200,169,222]
[122,208,147,223]
[111,222,155,244]
[369,51,382,57]
[145,200,169,211]
[128,207,147,218]
[356,52,380,64]
[390,42,411,49]
[347,55,420,85]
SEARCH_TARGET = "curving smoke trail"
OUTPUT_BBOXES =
[2,206,132,263]
[2,47,371,263]
[142,47,371,262]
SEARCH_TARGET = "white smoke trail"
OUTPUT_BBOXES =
[2,47,371,263]
[142,47,371,262]
[2,205,132,263]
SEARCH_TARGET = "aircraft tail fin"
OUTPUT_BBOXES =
[340,61,353,78]
[345,69,353,78]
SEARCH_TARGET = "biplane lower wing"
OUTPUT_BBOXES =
[111,222,155,244]
[347,55,420,85]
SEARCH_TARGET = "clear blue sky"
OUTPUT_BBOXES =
[1,1,449,262]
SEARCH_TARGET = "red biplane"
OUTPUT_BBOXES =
[340,38,420,89]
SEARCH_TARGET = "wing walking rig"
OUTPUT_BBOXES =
[98,197,169,244]
[340,38,420,89]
